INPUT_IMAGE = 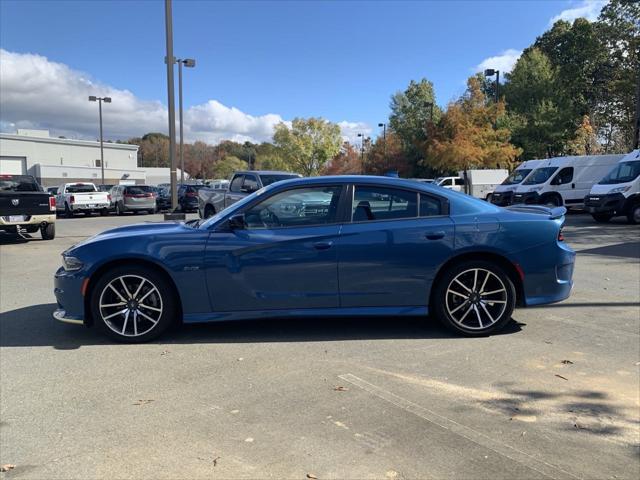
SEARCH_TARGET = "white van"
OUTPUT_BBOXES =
[490,159,544,206]
[584,150,640,224]
[436,169,508,200]
[512,154,625,208]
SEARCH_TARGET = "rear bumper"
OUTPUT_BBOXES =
[71,203,110,211]
[584,193,625,214]
[490,191,513,206]
[53,267,86,325]
[123,203,155,210]
[0,213,55,232]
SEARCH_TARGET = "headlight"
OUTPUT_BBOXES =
[62,255,84,271]
[609,185,631,194]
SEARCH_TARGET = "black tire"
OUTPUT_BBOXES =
[41,223,55,240]
[90,265,178,343]
[592,213,613,223]
[204,205,215,218]
[485,193,493,203]
[64,203,73,218]
[627,203,640,225]
[100,208,109,216]
[542,195,561,207]
[148,209,155,215]
[432,260,516,336]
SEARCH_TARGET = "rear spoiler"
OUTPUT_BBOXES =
[505,205,566,219]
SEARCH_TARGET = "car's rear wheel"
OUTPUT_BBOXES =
[592,213,612,223]
[64,203,73,218]
[41,223,55,240]
[432,260,516,336]
[90,266,177,343]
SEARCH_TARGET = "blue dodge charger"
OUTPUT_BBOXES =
[53,176,575,342]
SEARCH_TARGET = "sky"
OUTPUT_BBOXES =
[0,0,608,144]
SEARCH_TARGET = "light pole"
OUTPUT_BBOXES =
[176,58,196,184]
[164,0,179,218]
[484,68,500,102]
[88,96,111,186]
[378,123,387,169]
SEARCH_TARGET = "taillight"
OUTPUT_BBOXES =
[69,195,75,204]
[107,194,112,202]
[186,191,197,197]
[558,227,565,242]
[49,196,56,211]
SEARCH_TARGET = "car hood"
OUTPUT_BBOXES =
[69,221,191,251]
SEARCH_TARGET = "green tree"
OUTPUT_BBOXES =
[213,155,248,179]
[503,48,572,158]
[389,78,442,174]
[273,118,342,176]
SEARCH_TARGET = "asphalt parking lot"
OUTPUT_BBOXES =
[1,212,639,479]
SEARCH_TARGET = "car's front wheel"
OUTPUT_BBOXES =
[432,260,516,336]
[90,266,177,342]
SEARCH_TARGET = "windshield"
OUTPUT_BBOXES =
[598,161,640,185]
[502,169,532,185]
[259,174,300,186]
[0,175,40,192]
[522,167,558,185]
[66,184,96,193]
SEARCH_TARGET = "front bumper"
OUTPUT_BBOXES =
[512,191,540,205]
[584,193,625,214]
[53,267,86,325]
[490,191,513,206]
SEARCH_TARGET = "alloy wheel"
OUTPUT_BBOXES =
[445,268,508,330]
[98,274,163,337]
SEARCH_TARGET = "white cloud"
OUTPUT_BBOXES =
[337,121,373,144]
[475,49,522,74]
[0,49,367,145]
[549,0,607,26]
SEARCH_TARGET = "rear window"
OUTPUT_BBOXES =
[0,175,40,192]
[352,186,417,222]
[66,184,96,193]
[259,174,300,186]
[125,185,154,195]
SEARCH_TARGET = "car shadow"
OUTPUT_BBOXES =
[0,303,523,349]
[576,241,640,261]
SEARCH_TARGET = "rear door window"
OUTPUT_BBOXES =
[242,174,259,192]
[352,186,417,222]
[420,194,443,217]
[455,178,465,186]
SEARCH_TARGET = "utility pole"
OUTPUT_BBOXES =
[164,0,180,218]
[378,123,387,170]
[176,58,196,184]
[634,67,640,149]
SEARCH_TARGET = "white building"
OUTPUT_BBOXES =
[0,129,187,187]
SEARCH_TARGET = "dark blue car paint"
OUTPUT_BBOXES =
[54,176,575,325]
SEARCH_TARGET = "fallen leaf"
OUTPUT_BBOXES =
[133,399,154,405]
[0,464,15,472]
[160,350,170,356]
[307,474,318,479]
[555,374,568,381]
[561,360,574,365]
[544,341,552,344]
[574,423,588,430]
[213,456,220,467]
[333,386,348,391]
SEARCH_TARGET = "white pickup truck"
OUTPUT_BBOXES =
[55,182,111,217]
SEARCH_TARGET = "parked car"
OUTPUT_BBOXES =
[436,170,509,201]
[0,174,56,240]
[409,178,435,183]
[584,149,640,224]
[110,185,156,215]
[491,160,545,206]
[512,154,625,207]
[55,182,111,217]
[198,170,302,218]
[178,184,207,212]
[54,175,575,342]
[151,186,171,212]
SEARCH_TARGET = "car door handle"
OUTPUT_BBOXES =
[313,241,333,250]
[425,231,445,240]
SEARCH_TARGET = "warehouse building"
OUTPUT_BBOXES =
[0,129,186,187]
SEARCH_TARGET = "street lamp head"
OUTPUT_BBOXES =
[357,133,363,137]
[484,68,496,76]
[378,123,385,127]
[103,97,112,103]
[88,96,97,102]
[183,58,196,68]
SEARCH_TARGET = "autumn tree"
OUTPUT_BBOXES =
[323,142,362,175]
[425,76,521,175]
[213,155,248,179]
[365,131,410,177]
[273,118,342,176]
[566,115,601,155]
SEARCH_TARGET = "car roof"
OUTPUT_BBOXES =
[268,175,449,193]
[236,170,301,176]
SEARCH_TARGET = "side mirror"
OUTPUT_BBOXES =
[228,213,246,230]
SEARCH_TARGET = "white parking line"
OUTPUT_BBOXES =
[338,373,579,480]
